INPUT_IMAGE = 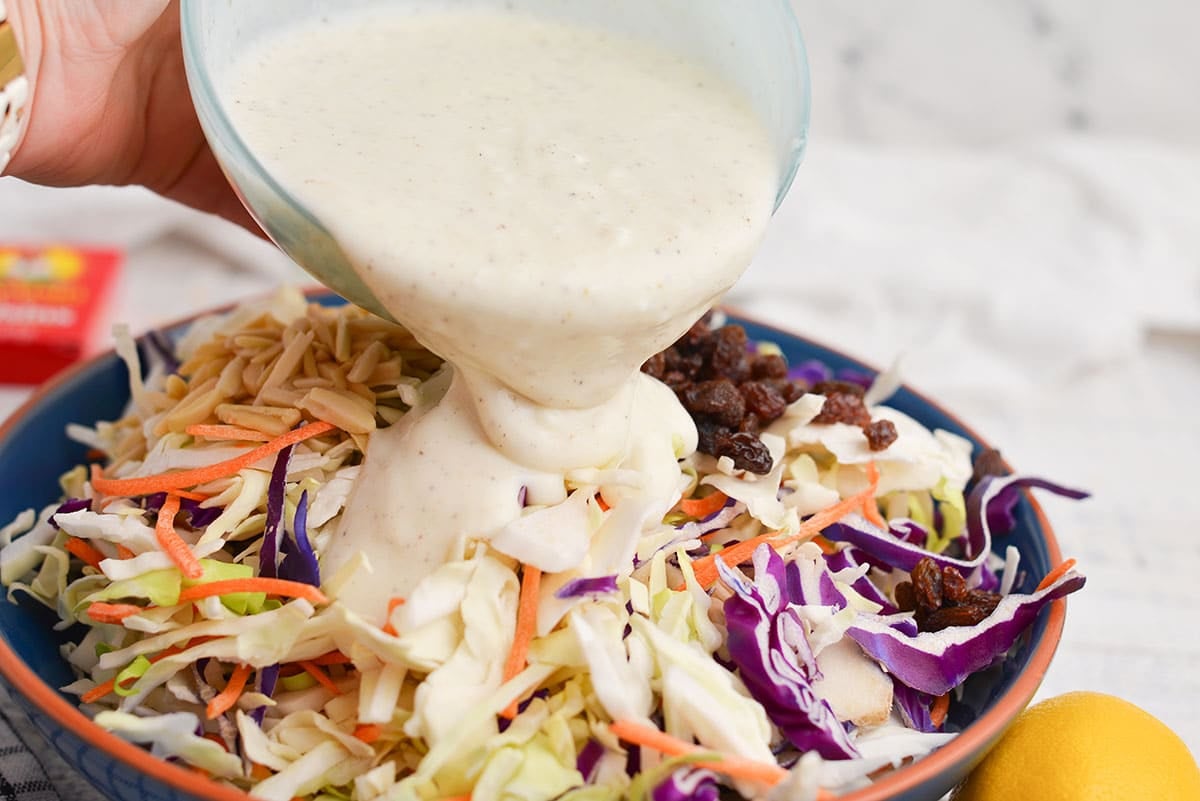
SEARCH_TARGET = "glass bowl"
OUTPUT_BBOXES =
[179,0,811,320]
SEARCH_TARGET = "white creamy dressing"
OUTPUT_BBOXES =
[223,9,779,622]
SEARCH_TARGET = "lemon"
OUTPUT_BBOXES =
[953,691,1200,801]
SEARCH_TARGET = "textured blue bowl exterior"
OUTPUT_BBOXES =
[0,310,1056,801]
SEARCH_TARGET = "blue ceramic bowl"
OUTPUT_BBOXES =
[0,303,1070,801]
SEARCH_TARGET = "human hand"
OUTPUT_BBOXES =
[4,0,259,232]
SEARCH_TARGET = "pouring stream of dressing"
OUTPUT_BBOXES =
[222,9,779,621]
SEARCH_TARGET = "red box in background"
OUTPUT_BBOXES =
[0,245,122,385]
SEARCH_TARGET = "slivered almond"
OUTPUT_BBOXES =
[347,382,375,403]
[309,313,336,352]
[366,357,404,386]
[232,333,280,351]
[178,341,228,377]
[298,387,377,434]
[215,403,300,437]
[302,346,319,379]
[241,360,267,396]
[157,387,223,435]
[317,361,348,390]
[335,314,351,362]
[258,386,304,408]
[346,340,386,384]
[164,374,189,400]
[217,356,247,398]
[292,376,335,390]
[249,341,284,366]
[258,330,314,399]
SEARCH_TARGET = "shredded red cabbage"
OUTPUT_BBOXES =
[651,768,719,801]
[967,474,1090,541]
[554,575,618,600]
[48,498,91,529]
[575,739,604,782]
[259,444,294,580]
[719,547,860,760]
[278,490,319,587]
[845,569,1086,696]
[891,680,937,733]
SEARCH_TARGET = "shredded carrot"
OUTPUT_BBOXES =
[64,538,106,570]
[154,493,203,580]
[608,719,806,790]
[310,651,354,666]
[687,461,881,590]
[1036,557,1077,592]
[169,489,210,502]
[595,493,611,513]
[437,795,472,801]
[860,462,888,529]
[186,423,273,442]
[177,577,328,606]
[249,763,272,781]
[86,602,143,624]
[206,663,253,719]
[500,565,542,719]
[380,596,406,637]
[115,544,136,560]
[678,489,730,520]
[930,692,951,730]
[353,723,383,743]
[80,679,118,705]
[297,660,342,695]
[90,421,336,497]
[812,535,838,555]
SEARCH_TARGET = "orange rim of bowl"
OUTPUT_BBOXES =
[0,299,1069,801]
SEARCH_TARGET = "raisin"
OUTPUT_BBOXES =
[641,351,666,380]
[713,431,773,474]
[665,373,695,395]
[682,379,745,428]
[972,447,1009,484]
[738,413,761,435]
[772,379,806,404]
[811,379,866,398]
[740,380,788,423]
[941,566,970,605]
[922,604,992,632]
[894,581,917,612]
[812,391,871,426]
[965,590,1002,616]
[911,558,944,615]
[646,321,808,470]
[863,419,899,451]
[695,418,729,455]
[705,325,750,383]
[665,348,704,380]
[750,352,788,380]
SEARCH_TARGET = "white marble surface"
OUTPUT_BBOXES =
[790,0,1200,145]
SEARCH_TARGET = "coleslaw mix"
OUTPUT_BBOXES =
[0,289,1085,801]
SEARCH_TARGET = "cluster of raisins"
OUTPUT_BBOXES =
[644,320,901,473]
[894,558,1003,632]
[642,320,803,474]
[809,379,899,452]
